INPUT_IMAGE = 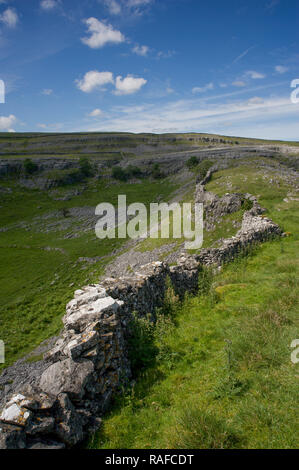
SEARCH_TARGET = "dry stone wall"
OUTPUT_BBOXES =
[0,175,283,449]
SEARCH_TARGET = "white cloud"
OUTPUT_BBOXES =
[88,108,102,117]
[37,122,64,131]
[0,114,16,131]
[114,75,147,95]
[102,0,121,15]
[81,17,125,49]
[76,71,114,93]
[245,70,266,79]
[76,71,147,95]
[156,50,176,59]
[84,94,299,140]
[247,96,264,105]
[0,8,18,28]
[42,88,53,95]
[166,87,174,94]
[100,0,153,16]
[40,0,58,10]
[127,0,152,6]
[132,44,149,56]
[275,65,288,74]
[192,82,214,94]
[232,80,246,87]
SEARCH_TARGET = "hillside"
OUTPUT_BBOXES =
[1,131,298,159]
[0,132,298,449]
[88,161,299,449]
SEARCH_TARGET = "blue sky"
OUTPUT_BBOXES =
[0,0,298,139]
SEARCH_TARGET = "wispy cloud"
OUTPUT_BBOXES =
[232,45,255,64]
[156,50,176,59]
[0,7,18,28]
[100,0,153,16]
[101,0,122,15]
[37,122,64,131]
[81,18,125,49]
[192,82,214,94]
[244,70,266,79]
[265,0,280,10]
[88,108,102,117]
[132,44,149,56]
[232,80,246,87]
[40,0,59,11]
[275,65,288,74]
[83,94,299,140]
[41,88,53,95]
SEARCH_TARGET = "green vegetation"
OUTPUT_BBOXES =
[112,166,129,181]
[89,237,298,449]
[0,176,178,370]
[79,157,93,177]
[151,163,164,179]
[0,140,298,448]
[126,165,143,178]
[45,168,86,186]
[87,162,298,449]
[23,158,38,175]
[0,131,298,161]
[197,159,214,180]
[111,165,143,181]
[186,156,199,169]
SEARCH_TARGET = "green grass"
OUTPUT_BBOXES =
[88,236,298,449]
[0,132,298,160]
[87,162,299,450]
[0,176,178,369]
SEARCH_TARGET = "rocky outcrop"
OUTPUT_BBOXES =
[0,175,283,449]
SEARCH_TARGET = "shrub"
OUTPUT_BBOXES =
[45,168,84,186]
[127,313,158,376]
[23,158,38,175]
[186,156,199,169]
[79,157,93,177]
[126,165,143,178]
[197,159,213,181]
[112,166,128,181]
[241,198,254,211]
[151,163,164,179]
[198,267,214,295]
[61,207,70,218]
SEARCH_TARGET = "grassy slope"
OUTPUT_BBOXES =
[0,132,298,160]
[88,162,298,449]
[0,176,178,369]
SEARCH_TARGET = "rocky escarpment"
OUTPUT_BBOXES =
[0,176,283,449]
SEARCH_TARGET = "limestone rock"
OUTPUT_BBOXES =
[39,358,94,400]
